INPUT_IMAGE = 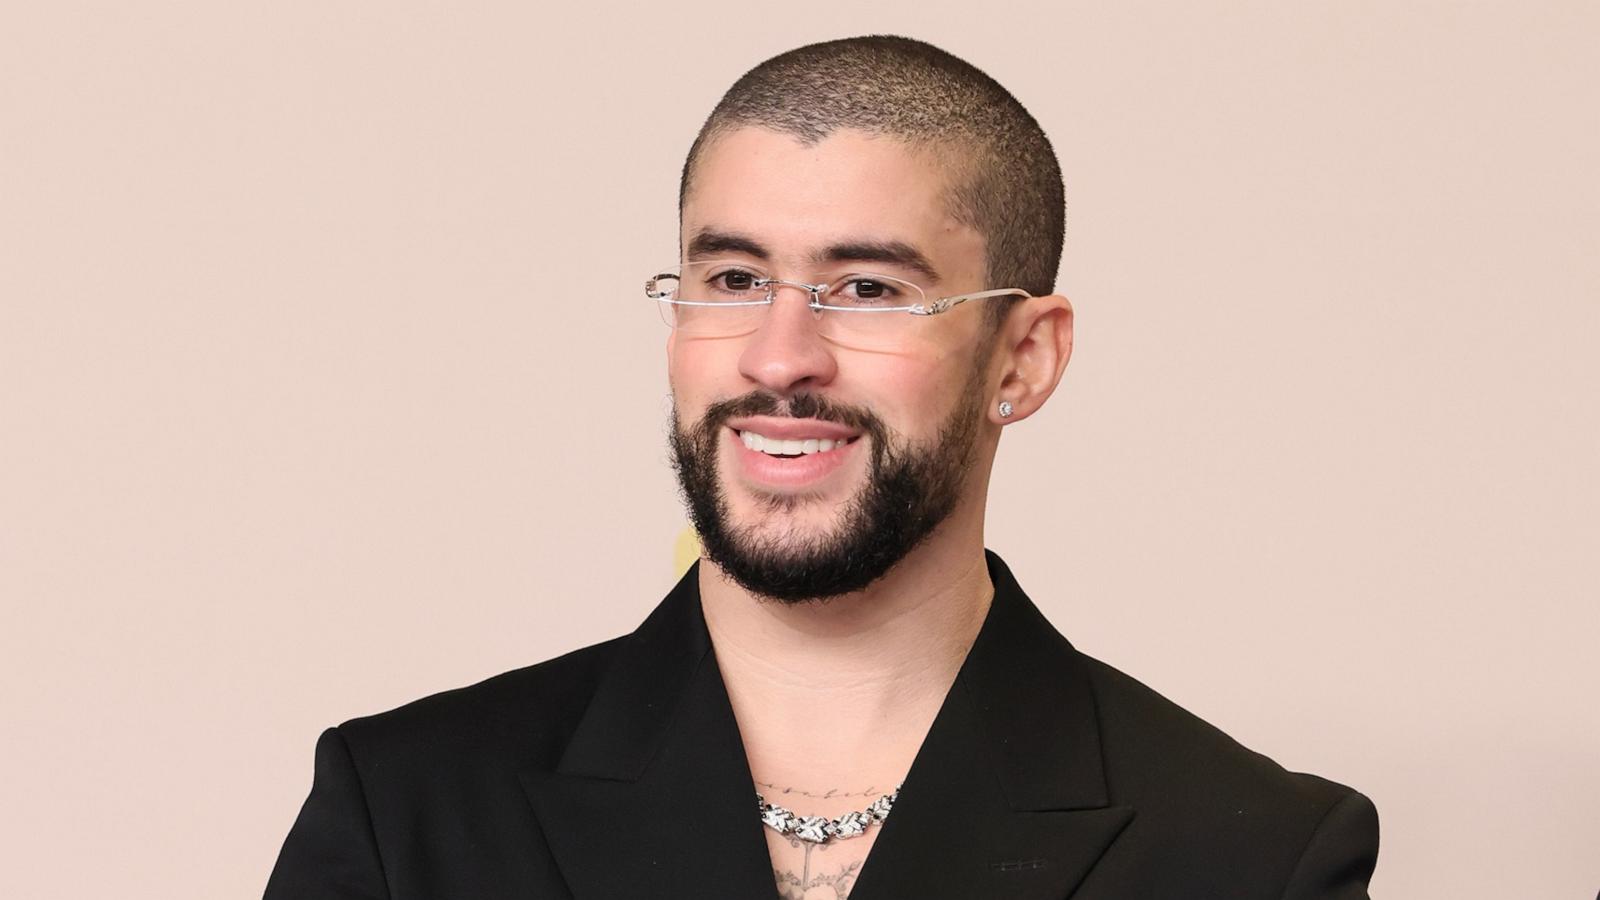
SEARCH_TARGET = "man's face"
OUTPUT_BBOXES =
[669,127,995,602]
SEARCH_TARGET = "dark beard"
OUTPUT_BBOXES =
[668,378,983,604]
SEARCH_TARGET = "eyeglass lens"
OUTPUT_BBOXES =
[654,261,927,345]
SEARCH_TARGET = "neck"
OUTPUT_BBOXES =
[698,507,994,790]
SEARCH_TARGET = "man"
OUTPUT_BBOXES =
[266,35,1379,899]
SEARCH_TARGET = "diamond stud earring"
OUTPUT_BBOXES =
[997,400,1014,418]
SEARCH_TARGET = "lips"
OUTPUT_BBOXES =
[725,422,861,489]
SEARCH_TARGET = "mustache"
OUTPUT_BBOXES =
[697,391,886,440]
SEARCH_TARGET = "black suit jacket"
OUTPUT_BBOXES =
[266,551,1379,899]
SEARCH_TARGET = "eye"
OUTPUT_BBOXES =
[718,270,755,291]
[853,279,888,299]
[701,266,763,295]
[833,275,905,305]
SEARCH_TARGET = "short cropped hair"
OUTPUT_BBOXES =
[679,35,1065,325]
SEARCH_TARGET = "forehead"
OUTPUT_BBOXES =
[682,127,984,283]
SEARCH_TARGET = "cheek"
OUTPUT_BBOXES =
[860,356,955,431]
[887,333,992,428]
[668,338,738,406]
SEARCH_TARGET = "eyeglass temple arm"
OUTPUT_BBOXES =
[910,289,1031,317]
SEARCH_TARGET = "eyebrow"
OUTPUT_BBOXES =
[686,228,943,284]
[686,229,768,260]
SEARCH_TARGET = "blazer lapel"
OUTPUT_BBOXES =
[846,552,1135,899]
[519,551,1134,900]
[517,566,776,899]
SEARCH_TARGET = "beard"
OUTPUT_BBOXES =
[668,372,984,604]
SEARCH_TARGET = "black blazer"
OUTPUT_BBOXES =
[265,551,1379,899]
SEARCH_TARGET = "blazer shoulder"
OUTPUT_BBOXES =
[1077,650,1368,825]
[1075,651,1379,895]
[332,633,630,770]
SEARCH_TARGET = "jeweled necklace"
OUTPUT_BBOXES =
[755,783,903,844]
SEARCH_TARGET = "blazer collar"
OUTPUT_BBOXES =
[519,551,1133,899]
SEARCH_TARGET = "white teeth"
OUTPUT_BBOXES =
[738,430,852,456]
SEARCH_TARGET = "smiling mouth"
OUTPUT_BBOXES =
[737,429,860,458]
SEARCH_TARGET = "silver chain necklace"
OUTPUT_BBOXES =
[755,783,903,844]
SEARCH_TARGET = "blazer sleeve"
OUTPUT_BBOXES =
[1279,789,1381,900]
[264,726,392,900]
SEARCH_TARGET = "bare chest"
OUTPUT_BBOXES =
[766,827,881,900]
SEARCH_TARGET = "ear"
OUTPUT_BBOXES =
[989,294,1074,425]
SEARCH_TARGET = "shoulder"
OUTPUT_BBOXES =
[1082,652,1349,805]
[1076,651,1379,890]
[329,633,629,776]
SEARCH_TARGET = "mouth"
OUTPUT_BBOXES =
[723,419,864,490]
[736,429,862,459]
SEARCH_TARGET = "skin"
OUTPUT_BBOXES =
[669,126,1074,894]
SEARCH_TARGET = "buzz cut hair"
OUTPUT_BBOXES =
[678,35,1065,326]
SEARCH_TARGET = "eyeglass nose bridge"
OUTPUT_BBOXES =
[753,275,830,311]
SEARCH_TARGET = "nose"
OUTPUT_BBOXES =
[736,283,839,395]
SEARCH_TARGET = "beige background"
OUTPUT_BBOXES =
[2,2,1595,898]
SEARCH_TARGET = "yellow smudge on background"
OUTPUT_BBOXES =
[674,525,702,575]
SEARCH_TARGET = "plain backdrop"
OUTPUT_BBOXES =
[1,2,1595,898]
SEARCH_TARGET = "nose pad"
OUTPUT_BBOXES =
[802,288,825,319]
